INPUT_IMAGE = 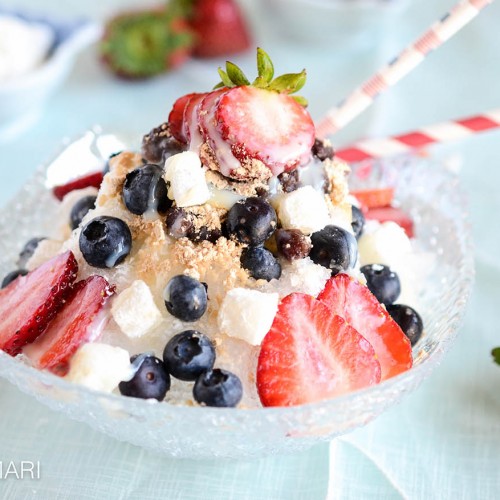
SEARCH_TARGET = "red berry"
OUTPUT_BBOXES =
[215,86,315,176]
[182,92,208,146]
[318,274,413,380]
[24,275,115,375]
[351,188,395,209]
[53,172,104,201]
[168,92,200,143]
[257,293,381,407]
[190,0,251,58]
[198,88,228,142]
[364,206,414,238]
[0,251,78,355]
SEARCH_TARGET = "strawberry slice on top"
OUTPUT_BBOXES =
[0,251,78,355]
[215,86,315,176]
[23,275,115,376]
[168,92,199,143]
[318,274,413,380]
[257,293,381,407]
[182,92,208,149]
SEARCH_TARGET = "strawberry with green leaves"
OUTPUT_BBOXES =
[167,48,315,179]
[100,8,194,79]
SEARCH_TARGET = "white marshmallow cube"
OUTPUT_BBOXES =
[111,280,163,338]
[218,288,279,346]
[65,343,132,393]
[278,185,330,234]
[164,152,210,207]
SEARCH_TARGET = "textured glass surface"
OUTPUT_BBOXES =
[0,139,474,458]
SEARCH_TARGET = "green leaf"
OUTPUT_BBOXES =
[257,47,274,83]
[252,75,268,88]
[226,61,250,86]
[213,81,225,90]
[218,68,234,88]
[291,95,308,107]
[492,347,500,365]
[269,70,307,94]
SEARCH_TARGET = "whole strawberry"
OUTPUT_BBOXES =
[100,9,194,79]
[189,0,252,58]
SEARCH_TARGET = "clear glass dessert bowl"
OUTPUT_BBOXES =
[0,136,473,458]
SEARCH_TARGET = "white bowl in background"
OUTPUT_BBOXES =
[261,0,411,48]
[0,11,100,141]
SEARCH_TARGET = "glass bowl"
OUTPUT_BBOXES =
[0,136,473,458]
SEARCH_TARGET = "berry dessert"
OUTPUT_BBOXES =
[0,49,428,408]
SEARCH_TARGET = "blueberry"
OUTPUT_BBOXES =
[1,269,28,289]
[163,330,215,381]
[79,216,132,268]
[142,123,185,164]
[386,304,423,346]
[361,264,401,305]
[351,205,365,240]
[193,368,243,408]
[310,225,357,274]
[119,354,170,401]
[163,275,207,322]
[122,164,170,215]
[240,247,281,281]
[17,237,45,268]
[70,195,97,230]
[275,228,311,261]
[226,198,277,246]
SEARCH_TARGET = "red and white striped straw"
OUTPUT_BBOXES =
[335,109,500,163]
[316,0,495,139]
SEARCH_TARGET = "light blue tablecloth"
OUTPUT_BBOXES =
[1,0,500,498]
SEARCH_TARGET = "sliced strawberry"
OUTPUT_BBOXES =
[318,274,412,381]
[215,86,315,176]
[23,275,114,376]
[53,172,104,201]
[257,293,381,407]
[365,206,414,238]
[351,188,394,209]
[0,251,78,355]
[198,88,228,142]
[190,0,251,58]
[168,92,199,143]
[182,92,208,149]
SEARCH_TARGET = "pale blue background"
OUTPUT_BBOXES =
[1,0,500,498]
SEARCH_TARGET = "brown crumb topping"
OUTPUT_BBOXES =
[324,158,350,205]
[172,237,249,288]
[200,143,272,197]
[98,152,143,205]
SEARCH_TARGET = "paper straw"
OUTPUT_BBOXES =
[316,0,495,139]
[335,109,500,163]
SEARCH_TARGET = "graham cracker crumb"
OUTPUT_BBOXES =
[201,143,272,197]
[324,158,350,206]
[97,152,143,206]
[172,237,249,287]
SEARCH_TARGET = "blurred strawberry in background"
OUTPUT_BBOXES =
[100,0,252,79]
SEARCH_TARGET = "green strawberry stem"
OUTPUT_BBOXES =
[214,48,308,106]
